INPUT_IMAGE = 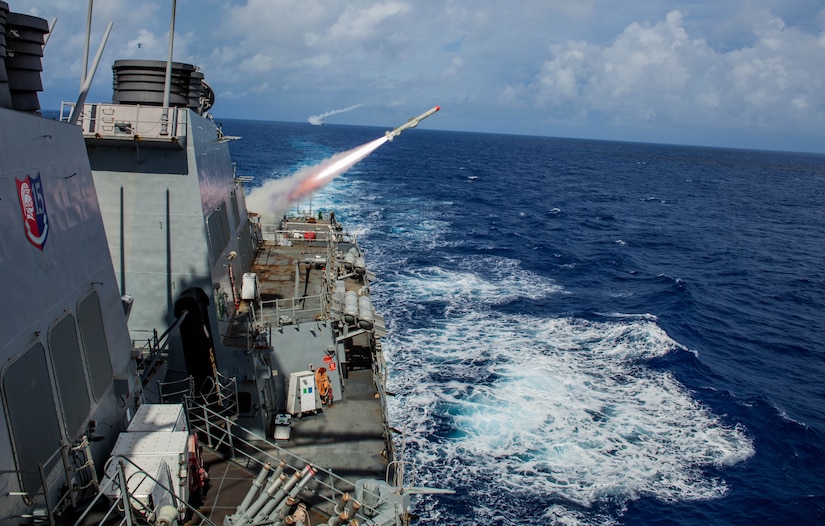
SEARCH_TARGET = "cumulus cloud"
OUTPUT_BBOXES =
[325,1,411,42]
[514,10,825,133]
[24,0,825,150]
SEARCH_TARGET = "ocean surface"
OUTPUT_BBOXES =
[223,119,825,525]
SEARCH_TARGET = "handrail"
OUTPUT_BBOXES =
[182,396,386,523]
[74,454,216,526]
[60,102,188,142]
[133,311,188,390]
[245,221,343,329]
[159,371,238,415]
[1,435,99,526]
[256,294,326,327]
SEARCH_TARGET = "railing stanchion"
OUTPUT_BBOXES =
[204,403,212,449]
[228,421,236,460]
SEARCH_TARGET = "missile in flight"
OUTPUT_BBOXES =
[385,105,440,141]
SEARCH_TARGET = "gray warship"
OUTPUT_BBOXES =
[0,2,446,524]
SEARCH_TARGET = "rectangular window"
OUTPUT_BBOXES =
[77,292,114,400]
[2,344,63,495]
[49,315,91,438]
[230,189,241,228]
[206,200,230,263]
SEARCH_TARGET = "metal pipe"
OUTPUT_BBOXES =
[238,471,288,525]
[266,465,316,523]
[43,18,57,49]
[117,461,134,526]
[162,0,176,109]
[81,437,100,491]
[81,0,93,88]
[273,496,298,524]
[253,467,306,524]
[237,462,272,513]
[161,0,176,135]
[235,462,272,516]
[333,492,351,516]
[59,442,77,508]
[294,260,301,299]
[37,463,55,526]
[68,21,112,126]
[347,500,362,519]
[328,492,358,526]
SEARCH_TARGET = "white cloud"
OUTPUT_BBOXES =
[250,82,271,94]
[124,29,163,57]
[441,57,464,78]
[513,9,825,137]
[325,1,411,42]
[237,52,279,75]
[19,0,825,151]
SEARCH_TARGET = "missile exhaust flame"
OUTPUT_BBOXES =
[287,136,387,201]
[246,106,440,220]
[246,137,386,220]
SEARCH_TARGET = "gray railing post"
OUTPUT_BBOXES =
[203,403,212,449]
[116,460,134,526]
[227,419,236,460]
[37,463,55,526]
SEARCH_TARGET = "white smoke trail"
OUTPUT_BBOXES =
[308,104,363,125]
[246,136,388,221]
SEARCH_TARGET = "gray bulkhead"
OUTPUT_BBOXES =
[86,107,257,394]
[0,108,138,520]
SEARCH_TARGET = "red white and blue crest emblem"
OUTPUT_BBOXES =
[16,173,49,250]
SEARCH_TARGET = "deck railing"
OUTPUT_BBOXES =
[182,396,391,524]
[131,311,188,401]
[0,436,99,525]
[250,221,341,329]
[60,102,188,143]
[71,454,215,526]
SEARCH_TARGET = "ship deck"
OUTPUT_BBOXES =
[192,216,391,524]
[191,367,388,524]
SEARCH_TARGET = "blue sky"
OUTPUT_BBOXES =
[22,0,825,153]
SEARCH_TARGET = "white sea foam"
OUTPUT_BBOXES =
[380,258,754,524]
[389,256,564,311]
[292,153,754,524]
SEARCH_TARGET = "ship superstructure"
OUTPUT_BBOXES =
[68,59,260,413]
[0,5,140,522]
[66,57,413,521]
[1,1,446,523]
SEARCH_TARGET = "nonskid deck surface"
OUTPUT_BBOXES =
[190,369,386,524]
[252,239,328,302]
[276,368,388,480]
[223,220,335,346]
[197,217,390,523]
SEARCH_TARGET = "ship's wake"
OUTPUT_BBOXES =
[332,198,755,526]
[250,133,755,526]
[380,263,754,525]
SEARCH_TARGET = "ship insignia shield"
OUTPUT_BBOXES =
[16,173,49,250]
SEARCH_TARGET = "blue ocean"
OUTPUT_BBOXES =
[224,119,825,525]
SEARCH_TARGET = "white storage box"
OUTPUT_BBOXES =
[127,404,186,433]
